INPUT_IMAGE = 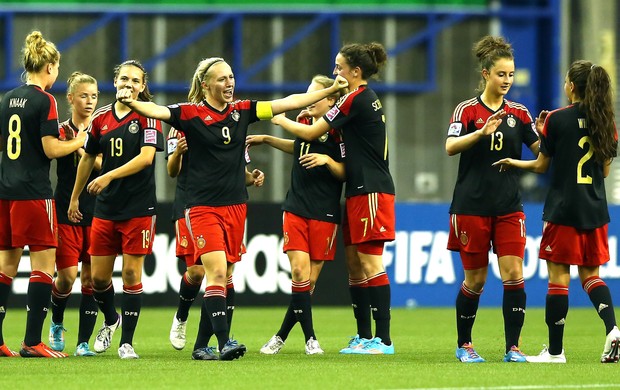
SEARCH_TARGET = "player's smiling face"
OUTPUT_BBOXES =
[204,61,235,110]
[114,64,146,99]
[306,81,333,120]
[484,57,514,97]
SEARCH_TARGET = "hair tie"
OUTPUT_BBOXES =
[591,64,597,70]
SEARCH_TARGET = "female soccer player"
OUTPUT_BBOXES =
[116,57,346,360]
[445,35,539,363]
[0,31,85,358]
[49,72,101,357]
[494,60,620,363]
[249,75,345,355]
[270,42,396,355]
[68,60,164,359]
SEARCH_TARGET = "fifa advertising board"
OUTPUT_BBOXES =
[9,203,620,307]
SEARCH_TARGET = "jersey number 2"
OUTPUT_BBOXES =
[577,136,593,184]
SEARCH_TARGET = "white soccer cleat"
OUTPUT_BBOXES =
[305,337,324,355]
[601,326,620,363]
[94,315,121,353]
[526,345,566,363]
[169,314,187,350]
[260,335,285,355]
[118,343,139,359]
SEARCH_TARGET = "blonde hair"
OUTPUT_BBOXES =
[67,71,97,95]
[311,74,344,104]
[188,57,225,103]
[21,30,60,81]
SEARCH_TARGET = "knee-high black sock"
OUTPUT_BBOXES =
[77,286,98,345]
[456,282,481,347]
[349,279,372,339]
[291,280,314,341]
[502,279,526,352]
[93,282,117,325]
[276,302,297,341]
[583,276,617,334]
[368,272,391,345]
[120,284,142,346]
[24,271,53,346]
[545,284,569,355]
[193,297,214,349]
[0,273,13,345]
[226,278,235,334]
[205,286,228,351]
[51,283,71,324]
[176,272,201,322]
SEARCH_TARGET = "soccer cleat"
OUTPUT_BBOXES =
[49,321,66,351]
[526,345,566,363]
[0,344,18,357]
[350,337,394,355]
[170,314,187,350]
[259,335,285,355]
[118,343,139,359]
[94,314,121,353]
[19,342,68,358]
[503,345,527,362]
[339,334,370,354]
[305,337,324,355]
[74,342,96,357]
[601,326,620,363]
[191,346,218,360]
[456,342,485,363]
[219,339,247,361]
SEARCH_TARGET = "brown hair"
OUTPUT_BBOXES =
[568,60,616,163]
[473,35,513,92]
[113,60,153,102]
[21,30,60,81]
[339,42,387,80]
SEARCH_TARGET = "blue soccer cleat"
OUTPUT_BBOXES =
[456,342,485,363]
[339,335,370,354]
[504,345,527,362]
[49,322,66,352]
[351,337,395,355]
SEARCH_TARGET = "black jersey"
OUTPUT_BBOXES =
[84,103,164,220]
[54,120,97,226]
[167,99,259,207]
[323,85,394,197]
[448,97,539,216]
[166,127,189,221]
[0,85,60,199]
[540,104,617,229]
[283,118,344,223]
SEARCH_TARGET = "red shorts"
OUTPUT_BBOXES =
[89,216,156,256]
[186,204,246,263]
[175,217,196,267]
[282,211,338,261]
[539,222,609,266]
[342,193,395,246]
[447,212,526,270]
[0,199,57,251]
[57,224,91,270]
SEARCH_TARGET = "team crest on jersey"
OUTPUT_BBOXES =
[231,110,240,122]
[128,121,140,134]
[196,236,206,249]
[318,133,329,143]
[180,237,188,248]
[459,231,469,245]
[506,116,516,128]
[448,122,462,136]
[283,232,289,246]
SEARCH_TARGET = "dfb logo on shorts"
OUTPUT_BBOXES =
[144,129,157,144]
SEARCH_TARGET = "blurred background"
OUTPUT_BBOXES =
[1,0,619,307]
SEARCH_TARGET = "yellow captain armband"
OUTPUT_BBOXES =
[256,101,274,120]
